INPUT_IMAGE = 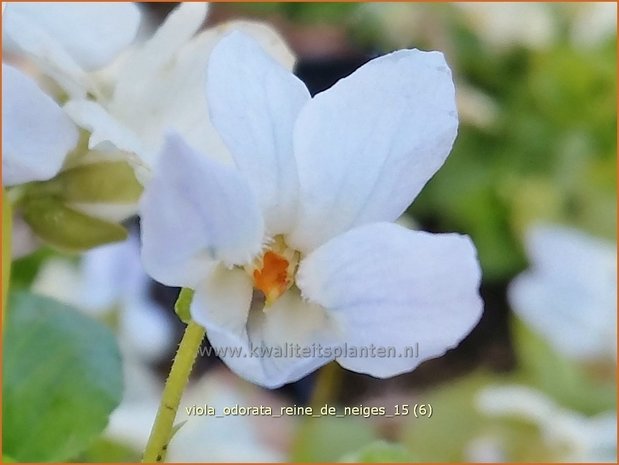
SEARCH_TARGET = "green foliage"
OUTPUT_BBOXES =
[291,416,378,462]
[402,373,493,461]
[2,292,123,462]
[511,316,615,415]
[339,440,415,463]
[77,438,140,463]
[2,189,11,317]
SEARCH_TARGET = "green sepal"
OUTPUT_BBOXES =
[27,160,142,204]
[175,288,194,323]
[21,196,127,252]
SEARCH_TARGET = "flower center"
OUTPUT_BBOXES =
[246,236,299,308]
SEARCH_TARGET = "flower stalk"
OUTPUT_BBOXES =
[142,294,204,463]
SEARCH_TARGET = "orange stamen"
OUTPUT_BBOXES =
[253,251,290,304]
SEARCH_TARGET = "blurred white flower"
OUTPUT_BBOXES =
[570,2,617,48]
[454,2,556,51]
[167,373,286,462]
[3,2,141,97]
[508,224,617,362]
[106,370,285,462]
[140,32,483,388]
[476,385,617,462]
[2,63,78,186]
[3,3,295,187]
[63,3,296,181]
[32,234,173,363]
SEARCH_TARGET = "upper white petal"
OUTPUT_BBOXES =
[288,49,458,252]
[4,2,141,71]
[2,64,78,186]
[192,269,338,388]
[207,31,310,235]
[297,222,483,378]
[140,134,264,288]
[508,224,617,361]
[64,100,145,159]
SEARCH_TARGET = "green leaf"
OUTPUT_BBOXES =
[339,440,415,463]
[291,417,377,462]
[21,196,127,252]
[77,438,140,463]
[3,292,123,462]
[174,288,194,323]
[512,316,615,414]
[402,372,494,461]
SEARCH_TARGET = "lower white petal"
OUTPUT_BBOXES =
[2,64,78,186]
[192,271,338,388]
[297,222,483,378]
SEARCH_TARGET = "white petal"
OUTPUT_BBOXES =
[108,3,220,168]
[207,31,310,235]
[140,134,264,287]
[192,271,338,388]
[64,100,144,153]
[288,49,458,252]
[4,2,141,71]
[2,64,78,186]
[508,224,617,361]
[296,222,482,378]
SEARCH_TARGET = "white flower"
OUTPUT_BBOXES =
[508,224,617,362]
[4,3,295,185]
[140,31,483,388]
[63,3,296,180]
[454,2,556,51]
[3,2,141,97]
[33,235,173,363]
[2,63,78,186]
[570,2,617,48]
[2,2,139,187]
[476,385,617,462]
[106,370,285,461]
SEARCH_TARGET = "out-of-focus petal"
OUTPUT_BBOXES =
[4,2,141,71]
[508,224,616,361]
[2,64,78,186]
[140,134,264,288]
[207,31,310,235]
[288,49,458,252]
[297,222,482,377]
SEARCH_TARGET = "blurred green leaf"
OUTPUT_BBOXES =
[77,438,140,463]
[291,416,377,462]
[2,292,123,462]
[2,189,11,319]
[402,373,493,461]
[22,196,127,252]
[9,247,61,291]
[339,440,415,462]
[511,316,615,415]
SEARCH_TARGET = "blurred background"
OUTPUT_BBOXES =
[7,2,617,462]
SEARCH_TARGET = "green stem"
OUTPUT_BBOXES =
[309,361,341,411]
[142,318,205,462]
[2,188,12,323]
